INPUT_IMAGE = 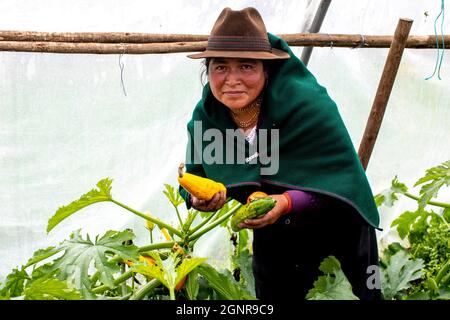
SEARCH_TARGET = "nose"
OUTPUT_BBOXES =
[225,68,241,85]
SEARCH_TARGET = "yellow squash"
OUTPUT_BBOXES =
[177,162,226,201]
[247,191,268,203]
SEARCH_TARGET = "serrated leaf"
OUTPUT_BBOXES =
[196,263,256,300]
[185,270,199,300]
[436,288,450,300]
[306,256,359,300]
[375,176,408,207]
[132,252,205,296]
[414,160,450,210]
[380,250,424,300]
[232,249,255,296]
[414,160,450,186]
[23,277,82,300]
[0,268,30,297]
[175,257,207,286]
[374,194,386,207]
[132,263,167,288]
[443,208,450,223]
[48,229,138,299]
[391,210,439,239]
[237,228,250,253]
[163,184,184,207]
[47,178,113,233]
[24,246,64,268]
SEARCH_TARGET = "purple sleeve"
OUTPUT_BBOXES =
[285,190,329,213]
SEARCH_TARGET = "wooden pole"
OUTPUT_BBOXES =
[0,40,208,54]
[358,19,413,171]
[0,30,209,43]
[0,31,448,54]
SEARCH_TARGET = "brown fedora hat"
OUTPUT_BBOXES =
[188,7,290,60]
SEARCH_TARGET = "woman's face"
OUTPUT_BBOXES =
[208,58,266,110]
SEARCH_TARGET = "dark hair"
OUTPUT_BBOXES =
[200,58,273,86]
[200,58,211,86]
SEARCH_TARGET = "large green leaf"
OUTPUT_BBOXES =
[47,178,113,233]
[0,268,30,298]
[132,251,175,289]
[443,208,450,223]
[24,246,64,268]
[306,256,359,300]
[163,183,184,207]
[237,228,250,253]
[47,229,139,298]
[414,160,450,210]
[23,277,82,300]
[185,270,199,300]
[232,249,255,296]
[132,252,205,299]
[196,263,256,300]
[391,210,441,240]
[381,250,424,300]
[176,256,207,286]
[374,176,408,207]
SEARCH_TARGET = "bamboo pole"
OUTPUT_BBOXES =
[0,31,448,54]
[358,19,414,171]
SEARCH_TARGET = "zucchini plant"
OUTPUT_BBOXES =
[0,178,255,300]
[376,160,450,300]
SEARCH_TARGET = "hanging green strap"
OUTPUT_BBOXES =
[426,0,445,80]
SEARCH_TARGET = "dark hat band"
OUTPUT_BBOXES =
[206,36,272,52]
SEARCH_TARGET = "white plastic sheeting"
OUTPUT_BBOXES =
[1,0,449,281]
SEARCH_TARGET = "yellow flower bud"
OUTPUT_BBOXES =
[144,211,155,231]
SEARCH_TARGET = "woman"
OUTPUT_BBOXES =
[179,7,381,300]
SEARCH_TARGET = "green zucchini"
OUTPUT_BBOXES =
[230,197,276,232]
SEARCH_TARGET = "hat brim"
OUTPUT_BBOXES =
[187,48,290,60]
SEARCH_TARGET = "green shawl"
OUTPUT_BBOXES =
[181,33,380,229]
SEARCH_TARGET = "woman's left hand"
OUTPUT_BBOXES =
[238,194,289,230]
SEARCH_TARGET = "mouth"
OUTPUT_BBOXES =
[223,91,246,98]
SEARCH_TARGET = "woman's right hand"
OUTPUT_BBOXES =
[191,190,227,212]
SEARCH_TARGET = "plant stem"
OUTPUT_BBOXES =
[120,263,127,295]
[186,199,235,236]
[174,205,184,230]
[91,270,134,294]
[188,210,218,236]
[138,241,175,253]
[111,198,182,237]
[189,203,242,242]
[106,241,175,268]
[435,259,450,285]
[90,271,100,287]
[129,279,161,300]
[403,192,450,208]
[169,288,175,300]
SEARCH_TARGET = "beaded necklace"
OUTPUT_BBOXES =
[230,97,262,129]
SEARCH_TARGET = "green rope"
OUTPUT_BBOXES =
[426,0,445,80]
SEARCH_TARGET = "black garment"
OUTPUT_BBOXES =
[238,182,381,301]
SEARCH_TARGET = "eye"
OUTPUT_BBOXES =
[214,65,226,71]
[241,64,253,70]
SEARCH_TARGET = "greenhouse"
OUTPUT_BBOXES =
[1,0,449,305]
